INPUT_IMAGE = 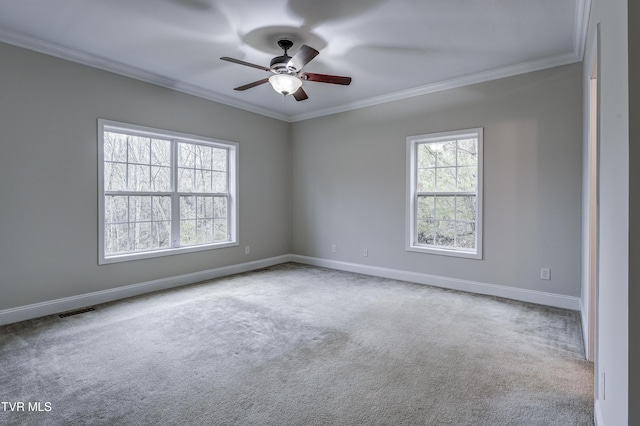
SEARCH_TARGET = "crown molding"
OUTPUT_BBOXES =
[289,52,582,122]
[1,0,591,125]
[574,0,592,59]
[0,29,290,122]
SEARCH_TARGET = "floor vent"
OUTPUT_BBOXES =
[59,307,95,318]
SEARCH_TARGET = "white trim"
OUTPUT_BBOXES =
[290,255,581,310]
[574,0,592,60]
[0,29,290,122]
[406,128,483,259]
[594,399,604,426]
[580,298,590,359]
[0,255,292,326]
[289,53,581,122]
[0,253,582,326]
[0,28,583,124]
[98,119,239,264]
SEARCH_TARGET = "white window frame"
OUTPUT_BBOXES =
[406,128,483,259]
[98,119,238,264]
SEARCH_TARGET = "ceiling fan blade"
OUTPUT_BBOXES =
[233,78,270,91]
[301,73,352,85]
[287,45,319,72]
[293,87,309,101]
[220,57,271,72]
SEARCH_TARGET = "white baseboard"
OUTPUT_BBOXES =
[290,255,581,310]
[0,255,292,326]
[0,253,582,326]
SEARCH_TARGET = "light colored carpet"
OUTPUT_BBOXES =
[0,263,593,425]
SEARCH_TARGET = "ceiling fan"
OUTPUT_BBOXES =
[220,39,352,101]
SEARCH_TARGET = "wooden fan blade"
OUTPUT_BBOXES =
[293,87,309,101]
[220,57,271,72]
[287,45,319,72]
[301,73,352,85]
[233,78,270,91]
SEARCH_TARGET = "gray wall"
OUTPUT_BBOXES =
[0,42,291,310]
[584,0,631,424]
[291,64,583,297]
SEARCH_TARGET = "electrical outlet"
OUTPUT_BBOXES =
[331,244,337,253]
[540,268,551,280]
[244,246,250,255]
[363,248,368,257]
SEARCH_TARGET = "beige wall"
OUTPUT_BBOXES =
[0,42,291,310]
[291,64,583,298]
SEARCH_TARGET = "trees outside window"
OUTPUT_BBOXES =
[406,128,483,259]
[99,120,237,264]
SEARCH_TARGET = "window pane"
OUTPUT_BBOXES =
[178,168,194,192]
[104,162,127,191]
[105,223,129,254]
[214,197,227,219]
[153,196,171,221]
[417,219,435,244]
[213,148,227,171]
[408,129,481,257]
[417,168,435,192]
[456,196,476,222]
[196,145,212,169]
[435,220,456,247]
[101,122,238,261]
[178,143,196,167]
[457,166,476,191]
[180,220,196,245]
[131,222,153,251]
[457,139,477,166]
[435,196,455,220]
[151,166,171,192]
[153,221,171,248]
[438,141,457,167]
[128,136,150,164]
[417,144,436,168]
[105,195,128,223]
[436,167,456,191]
[214,219,227,241]
[456,222,476,249]
[151,139,171,166]
[104,132,128,162]
[130,196,152,222]
[197,219,213,243]
[417,196,435,220]
[128,164,150,191]
[199,196,214,218]
[213,172,227,193]
[180,196,196,220]
[196,170,212,193]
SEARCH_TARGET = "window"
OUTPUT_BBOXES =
[406,128,483,259]
[98,119,238,264]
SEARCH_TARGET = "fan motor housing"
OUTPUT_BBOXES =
[270,55,291,74]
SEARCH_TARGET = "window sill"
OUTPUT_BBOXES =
[406,244,482,260]
[99,241,239,265]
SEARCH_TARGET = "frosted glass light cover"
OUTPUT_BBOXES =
[268,74,302,95]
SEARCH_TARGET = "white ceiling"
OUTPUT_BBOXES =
[0,0,589,122]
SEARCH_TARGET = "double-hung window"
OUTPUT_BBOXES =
[406,128,483,259]
[98,119,238,264]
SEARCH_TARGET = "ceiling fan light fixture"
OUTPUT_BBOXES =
[268,74,302,96]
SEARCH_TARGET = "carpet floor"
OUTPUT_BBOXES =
[0,263,593,425]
